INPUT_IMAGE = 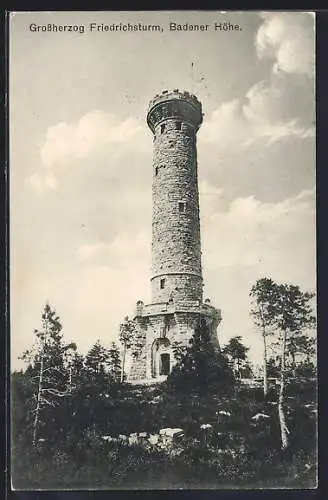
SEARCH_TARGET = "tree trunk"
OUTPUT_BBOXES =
[237,359,241,379]
[68,366,72,392]
[291,352,296,378]
[278,329,289,450]
[32,354,44,447]
[263,330,268,398]
[260,307,268,398]
[121,344,126,383]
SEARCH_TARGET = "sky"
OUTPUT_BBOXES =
[10,11,316,370]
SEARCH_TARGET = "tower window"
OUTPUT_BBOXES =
[178,201,186,213]
[155,166,159,176]
[160,278,165,289]
[176,121,182,130]
[160,124,165,134]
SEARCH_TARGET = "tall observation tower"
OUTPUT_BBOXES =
[128,90,221,383]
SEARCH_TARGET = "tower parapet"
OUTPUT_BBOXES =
[147,89,203,134]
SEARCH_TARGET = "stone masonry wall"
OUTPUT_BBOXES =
[151,117,203,304]
[128,309,221,382]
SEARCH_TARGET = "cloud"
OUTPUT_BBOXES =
[27,110,144,194]
[243,79,315,145]
[201,187,315,273]
[199,184,316,361]
[256,12,314,75]
[199,87,314,152]
[72,231,151,352]
[77,231,150,267]
[40,110,142,167]
[199,13,314,154]
[26,169,58,194]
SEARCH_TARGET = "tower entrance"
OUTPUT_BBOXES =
[160,353,170,375]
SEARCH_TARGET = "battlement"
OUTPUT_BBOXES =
[148,89,201,112]
[147,89,203,133]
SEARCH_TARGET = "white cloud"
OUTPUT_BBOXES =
[27,110,144,194]
[77,242,107,261]
[26,169,58,195]
[199,185,316,361]
[199,179,224,198]
[199,13,314,154]
[40,110,142,167]
[72,231,151,352]
[256,13,314,75]
[199,99,248,149]
[77,230,150,266]
[199,84,314,151]
[202,187,315,274]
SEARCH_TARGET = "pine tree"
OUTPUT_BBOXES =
[222,336,250,379]
[83,340,112,393]
[20,303,74,446]
[107,342,122,382]
[119,317,137,383]
[250,279,315,449]
[167,317,235,396]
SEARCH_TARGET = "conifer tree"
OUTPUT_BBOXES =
[222,336,249,379]
[168,317,234,396]
[250,278,315,449]
[20,303,75,446]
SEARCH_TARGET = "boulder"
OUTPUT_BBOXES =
[200,423,213,430]
[217,410,231,417]
[159,428,184,438]
[251,413,270,422]
[148,434,160,445]
[101,435,112,441]
[102,435,119,443]
[128,433,138,445]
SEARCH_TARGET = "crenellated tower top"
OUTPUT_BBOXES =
[147,89,203,134]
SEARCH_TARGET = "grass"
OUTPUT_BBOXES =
[12,439,317,490]
[11,384,317,490]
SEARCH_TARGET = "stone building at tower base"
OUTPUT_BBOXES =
[128,300,221,384]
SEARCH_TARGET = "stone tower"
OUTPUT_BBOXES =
[128,90,221,383]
